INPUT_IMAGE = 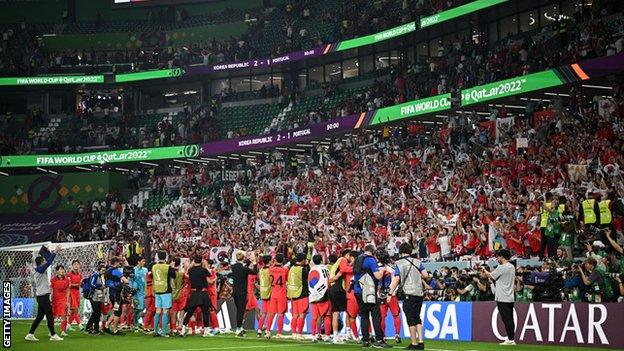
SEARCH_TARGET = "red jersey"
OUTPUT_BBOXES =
[269,265,289,299]
[146,272,153,297]
[207,268,217,294]
[339,258,355,299]
[247,274,256,296]
[67,270,82,292]
[50,276,70,302]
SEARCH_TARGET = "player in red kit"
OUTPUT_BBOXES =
[51,265,70,336]
[380,261,402,343]
[206,259,219,333]
[143,271,156,333]
[245,270,260,328]
[265,253,288,339]
[66,260,82,330]
[340,251,359,342]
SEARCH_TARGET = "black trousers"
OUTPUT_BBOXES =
[182,291,211,327]
[29,294,56,335]
[86,300,102,332]
[355,294,383,343]
[182,304,210,327]
[233,294,247,328]
[497,301,515,341]
[538,230,558,259]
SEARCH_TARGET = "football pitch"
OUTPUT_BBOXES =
[8,321,604,351]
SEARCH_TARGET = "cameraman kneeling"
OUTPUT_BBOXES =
[388,243,428,350]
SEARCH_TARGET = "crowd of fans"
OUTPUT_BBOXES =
[3,0,623,156]
[50,79,624,303]
[0,0,474,78]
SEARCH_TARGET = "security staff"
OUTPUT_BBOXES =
[231,251,258,336]
[599,197,612,227]
[580,192,601,229]
[388,243,428,350]
[483,249,516,346]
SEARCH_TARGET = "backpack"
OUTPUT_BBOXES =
[354,255,377,303]
[81,276,92,298]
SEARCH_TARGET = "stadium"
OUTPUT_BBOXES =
[0,0,623,350]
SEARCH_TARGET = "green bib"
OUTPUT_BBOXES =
[259,268,271,300]
[172,271,184,299]
[287,266,303,299]
[152,263,170,294]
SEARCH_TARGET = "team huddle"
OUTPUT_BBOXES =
[26,242,431,349]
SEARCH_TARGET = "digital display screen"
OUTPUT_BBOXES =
[113,0,217,7]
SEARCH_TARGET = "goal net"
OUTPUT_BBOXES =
[0,240,112,319]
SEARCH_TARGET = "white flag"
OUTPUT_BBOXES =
[255,219,272,233]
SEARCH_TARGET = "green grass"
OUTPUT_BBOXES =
[8,320,604,351]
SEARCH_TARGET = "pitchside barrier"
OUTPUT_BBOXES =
[3,294,622,348]
[253,300,624,349]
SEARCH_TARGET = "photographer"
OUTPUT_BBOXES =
[388,243,428,350]
[563,264,587,302]
[580,257,613,303]
[474,267,494,301]
[85,264,108,334]
[104,257,130,335]
[482,249,516,346]
[353,244,391,348]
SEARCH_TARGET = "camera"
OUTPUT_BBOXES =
[122,266,135,278]
[121,283,138,297]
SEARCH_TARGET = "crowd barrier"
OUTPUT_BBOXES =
[6,297,622,348]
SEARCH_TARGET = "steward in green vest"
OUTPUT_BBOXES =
[599,199,612,226]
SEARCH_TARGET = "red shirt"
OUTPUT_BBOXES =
[269,265,289,299]
[146,272,153,297]
[339,258,355,299]
[247,274,256,297]
[426,236,441,254]
[207,268,217,294]
[67,270,82,292]
[50,276,69,303]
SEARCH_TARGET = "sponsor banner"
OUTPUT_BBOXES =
[370,93,452,125]
[575,52,624,78]
[115,68,185,82]
[201,114,366,156]
[420,0,508,28]
[0,75,104,86]
[0,298,35,319]
[0,145,198,168]
[336,22,417,51]
[472,302,624,349]
[461,70,564,106]
[255,300,471,341]
[0,213,75,247]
